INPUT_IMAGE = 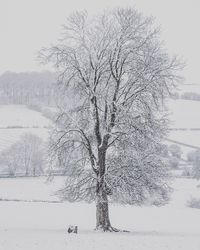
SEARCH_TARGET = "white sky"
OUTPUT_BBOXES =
[0,0,199,84]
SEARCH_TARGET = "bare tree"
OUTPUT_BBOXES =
[0,134,45,177]
[41,8,182,231]
[187,150,200,179]
[19,134,45,176]
[168,144,182,159]
[0,144,21,176]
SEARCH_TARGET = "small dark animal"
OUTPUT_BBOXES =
[67,225,78,234]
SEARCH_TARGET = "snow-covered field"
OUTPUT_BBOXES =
[0,177,200,250]
[0,96,199,249]
[0,105,52,152]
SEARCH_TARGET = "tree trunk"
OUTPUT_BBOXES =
[95,149,118,231]
[96,186,111,231]
[95,142,119,232]
[95,146,112,231]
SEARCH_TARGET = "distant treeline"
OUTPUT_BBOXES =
[0,71,57,106]
[181,92,200,101]
[173,91,200,101]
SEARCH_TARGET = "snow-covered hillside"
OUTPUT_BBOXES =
[0,177,199,250]
[168,99,200,129]
[0,105,52,128]
[0,105,52,152]
[0,98,199,155]
[166,98,200,156]
[176,84,200,95]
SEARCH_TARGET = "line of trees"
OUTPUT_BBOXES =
[181,92,200,101]
[0,71,57,106]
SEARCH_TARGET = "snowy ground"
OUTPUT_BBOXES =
[0,99,199,249]
[0,177,199,250]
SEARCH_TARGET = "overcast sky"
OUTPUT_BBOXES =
[0,0,199,84]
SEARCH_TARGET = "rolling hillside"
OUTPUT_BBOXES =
[166,96,200,160]
[0,96,199,157]
[0,105,52,152]
[167,99,200,152]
